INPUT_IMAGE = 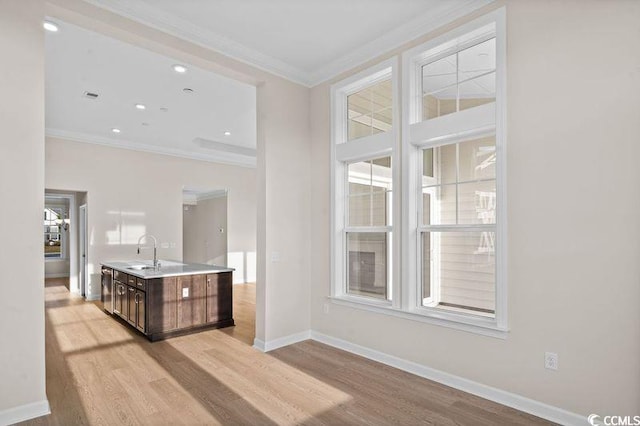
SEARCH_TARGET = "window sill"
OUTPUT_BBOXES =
[45,257,68,263]
[328,295,509,339]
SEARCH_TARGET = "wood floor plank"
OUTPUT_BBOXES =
[20,278,553,426]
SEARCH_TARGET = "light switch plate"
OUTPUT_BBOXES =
[182,287,189,298]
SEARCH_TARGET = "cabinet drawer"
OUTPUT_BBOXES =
[127,275,136,286]
[113,270,127,282]
[136,278,146,291]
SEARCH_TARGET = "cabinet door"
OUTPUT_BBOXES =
[114,282,125,317]
[177,275,206,329]
[113,283,121,315]
[127,286,136,325]
[206,272,233,323]
[135,290,146,332]
[147,277,178,334]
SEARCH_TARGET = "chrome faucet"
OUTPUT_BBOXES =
[137,234,159,268]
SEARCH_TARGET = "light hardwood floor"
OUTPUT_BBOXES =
[22,278,551,425]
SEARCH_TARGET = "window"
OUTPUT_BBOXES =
[44,207,66,259]
[405,10,505,332]
[422,37,496,120]
[331,9,506,336]
[332,58,399,306]
[420,135,497,316]
[346,156,392,300]
[347,80,393,140]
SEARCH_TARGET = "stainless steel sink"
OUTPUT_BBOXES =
[127,265,156,271]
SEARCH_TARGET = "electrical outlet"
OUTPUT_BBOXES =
[544,352,558,370]
[182,287,189,298]
[323,303,330,314]
[271,251,281,262]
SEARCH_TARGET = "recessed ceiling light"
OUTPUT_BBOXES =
[224,131,231,136]
[173,64,187,73]
[111,128,121,134]
[183,88,194,94]
[135,103,146,110]
[43,21,59,32]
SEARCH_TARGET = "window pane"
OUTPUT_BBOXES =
[347,232,388,300]
[422,232,431,299]
[372,108,392,134]
[458,136,496,182]
[458,72,495,112]
[423,148,434,178]
[422,85,457,120]
[347,79,392,141]
[422,231,495,316]
[458,38,495,82]
[436,144,456,185]
[45,239,62,257]
[348,157,392,227]
[348,113,372,140]
[422,38,496,121]
[44,207,64,259]
[422,53,456,95]
[458,180,496,225]
[372,79,392,111]
[422,184,456,225]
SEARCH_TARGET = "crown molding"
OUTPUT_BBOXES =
[80,0,312,86]
[46,128,256,168]
[80,0,494,88]
[183,187,228,203]
[309,0,495,85]
[193,137,257,157]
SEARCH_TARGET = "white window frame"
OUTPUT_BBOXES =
[44,205,67,261]
[331,57,400,308]
[329,9,507,338]
[402,8,507,334]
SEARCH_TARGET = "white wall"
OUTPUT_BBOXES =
[0,0,49,422]
[46,137,257,298]
[258,77,312,342]
[44,260,70,278]
[310,0,640,417]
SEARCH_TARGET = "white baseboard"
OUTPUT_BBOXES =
[253,330,311,353]
[85,294,100,301]
[0,399,50,426]
[309,331,585,426]
[44,273,69,279]
[252,338,266,352]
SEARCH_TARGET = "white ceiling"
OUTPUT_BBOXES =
[45,21,257,166]
[45,1,494,166]
[83,0,494,86]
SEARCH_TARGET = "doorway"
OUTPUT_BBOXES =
[44,190,88,296]
[182,187,256,345]
[182,188,228,266]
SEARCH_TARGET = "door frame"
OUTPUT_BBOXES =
[79,203,88,298]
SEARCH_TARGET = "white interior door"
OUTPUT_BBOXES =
[79,204,87,297]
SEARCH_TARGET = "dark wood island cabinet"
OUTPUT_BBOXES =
[101,262,234,341]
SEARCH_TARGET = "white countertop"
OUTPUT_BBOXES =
[101,260,234,279]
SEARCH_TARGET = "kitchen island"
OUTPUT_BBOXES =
[101,260,234,341]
